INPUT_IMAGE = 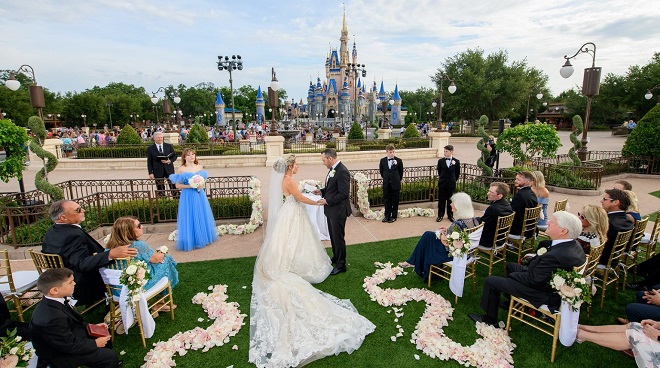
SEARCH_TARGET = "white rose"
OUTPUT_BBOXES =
[125,264,138,275]
[450,232,460,240]
[10,347,18,355]
[537,247,548,256]
[158,246,169,254]
[15,336,21,342]
[552,275,565,288]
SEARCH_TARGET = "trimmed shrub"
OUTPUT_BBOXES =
[622,104,660,157]
[186,123,209,144]
[115,124,142,145]
[347,122,364,140]
[402,123,421,138]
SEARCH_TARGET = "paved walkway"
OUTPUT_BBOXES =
[4,130,659,272]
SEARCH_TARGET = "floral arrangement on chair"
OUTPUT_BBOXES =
[550,269,590,311]
[0,328,35,368]
[119,260,151,303]
[188,174,206,192]
[436,229,471,258]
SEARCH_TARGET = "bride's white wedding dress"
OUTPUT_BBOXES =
[249,195,376,367]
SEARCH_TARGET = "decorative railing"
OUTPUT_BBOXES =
[0,176,253,248]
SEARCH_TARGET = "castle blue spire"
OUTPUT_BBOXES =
[393,85,401,101]
[378,81,385,101]
[215,92,224,105]
[256,86,264,102]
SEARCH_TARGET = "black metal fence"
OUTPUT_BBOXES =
[0,176,254,248]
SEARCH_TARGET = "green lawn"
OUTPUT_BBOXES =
[102,237,638,367]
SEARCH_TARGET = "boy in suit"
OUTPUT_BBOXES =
[30,268,120,368]
[379,144,404,223]
[436,145,460,222]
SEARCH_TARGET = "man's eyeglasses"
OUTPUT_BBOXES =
[73,207,83,213]
[602,197,613,201]
[577,212,586,220]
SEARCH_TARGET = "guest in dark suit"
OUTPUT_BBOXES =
[42,200,137,307]
[599,188,634,264]
[30,268,119,368]
[436,145,460,222]
[469,211,586,326]
[318,149,352,275]
[477,182,514,247]
[147,131,178,195]
[379,144,403,223]
[509,171,538,237]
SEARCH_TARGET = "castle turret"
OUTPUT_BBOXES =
[391,84,402,125]
[255,86,265,124]
[214,92,226,127]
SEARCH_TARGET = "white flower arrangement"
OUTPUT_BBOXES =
[363,262,516,367]
[435,229,471,258]
[142,285,246,367]
[0,328,35,368]
[157,246,168,254]
[119,260,151,303]
[354,172,435,221]
[168,176,263,241]
[550,269,590,312]
[188,174,206,192]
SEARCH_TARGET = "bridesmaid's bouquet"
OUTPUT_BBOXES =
[188,174,205,192]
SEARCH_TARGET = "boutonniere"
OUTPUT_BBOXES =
[328,169,336,178]
[392,160,397,165]
[537,247,548,256]
[450,160,456,166]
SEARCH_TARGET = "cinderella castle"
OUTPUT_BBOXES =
[304,11,405,127]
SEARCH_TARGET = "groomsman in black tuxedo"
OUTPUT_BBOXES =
[30,268,120,368]
[436,145,460,222]
[147,131,177,196]
[469,211,586,326]
[509,171,538,238]
[379,144,403,223]
[318,149,352,275]
[42,200,137,308]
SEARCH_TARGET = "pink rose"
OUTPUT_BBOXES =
[136,267,146,280]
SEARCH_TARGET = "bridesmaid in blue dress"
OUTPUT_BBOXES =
[169,148,218,251]
[399,192,480,282]
[106,216,179,307]
[532,171,550,231]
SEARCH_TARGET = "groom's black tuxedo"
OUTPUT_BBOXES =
[321,161,351,269]
[42,224,110,306]
[30,298,118,368]
[379,156,403,220]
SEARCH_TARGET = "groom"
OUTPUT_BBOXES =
[318,148,351,275]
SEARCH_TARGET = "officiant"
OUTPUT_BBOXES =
[147,131,177,196]
[379,144,403,223]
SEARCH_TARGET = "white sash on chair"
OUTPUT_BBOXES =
[449,255,468,297]
[99,268,155,338]
[559,301,580,346]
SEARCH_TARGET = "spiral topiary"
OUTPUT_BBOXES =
[568,114,583,166]
[476,115,493,176]
[27,116,63,201]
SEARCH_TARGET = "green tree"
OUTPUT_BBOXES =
[497,122,561,165]
[622,103,660,157]
[116,124,142,144]
[401,123,421,138]
[186,123,209,144]
[0,119,28,183]
[347,122,364,140]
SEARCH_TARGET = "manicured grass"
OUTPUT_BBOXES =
[108,237,638,367]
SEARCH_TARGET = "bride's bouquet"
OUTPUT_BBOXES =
[550,269,590,311]
[299,179,322,194]
[437,229,471,257]
[188,174,205,192]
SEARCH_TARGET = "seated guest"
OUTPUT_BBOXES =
[616,286,660,325]
[30,268,120,368]
[0,297,30,340]
[510,171,538,237]
[399,192,480,282]
[599,189,634,264]
[576,320,659,365]
[613,180,632,191]
[468,211,586,326]
[576,204,609,254]
[105,216,179,305]
[531,171,550,231]
[42,200,137,308]
[477,182,513,247]
[624,190,642,223]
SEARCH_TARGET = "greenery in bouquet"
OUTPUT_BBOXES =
[119,260,151,303]
[549,268,591,311]
[437,229,471,257]
[0,328,35,367]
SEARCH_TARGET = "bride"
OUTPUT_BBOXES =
[249,154,375,367]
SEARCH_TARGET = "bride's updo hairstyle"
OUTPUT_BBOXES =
[285,154,296,170]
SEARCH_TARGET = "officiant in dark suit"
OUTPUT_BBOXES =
[436,145,460,222]
[379,144,403,223]
[469,211,586,326]
[42,200,137,307]
[147,131,177,195]
[318,148,352,275]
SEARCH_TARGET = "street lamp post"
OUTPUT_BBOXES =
[130,113,139,125]
[268,68,280,136]
[104,102,113,127]
[434,73,457,130]
[345,63,366,123]
[217,55,243,141]
[560,42,601,161]
[81,114,87,127]
[645,84,660,104]
[151,88,180,130]
[525,92,543,123]
[2,64,46,121]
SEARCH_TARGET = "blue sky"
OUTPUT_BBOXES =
[2,0,659,102]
